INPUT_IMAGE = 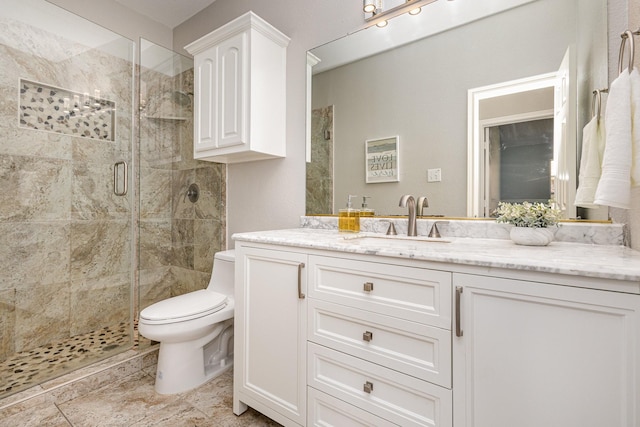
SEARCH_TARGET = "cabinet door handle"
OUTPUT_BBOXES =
[362,331,373,342]
[455,286,463,337]
[297,263,305,299]
[363,282,374,292]
[363,381,374,393]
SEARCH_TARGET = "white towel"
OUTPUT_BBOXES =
[575,115,605,208]
[594,69,632,209]
[631,68,640,186]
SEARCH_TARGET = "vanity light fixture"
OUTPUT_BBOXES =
[364,0,439,28]
[363,0,377,13]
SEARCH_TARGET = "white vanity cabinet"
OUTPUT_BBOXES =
[452,273,640,427]
[185,12,290,163]
[306,255,453,427]
[233,232,640,427]
[233,244,307,426]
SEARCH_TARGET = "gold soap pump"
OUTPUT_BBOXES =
[338,194,360,232]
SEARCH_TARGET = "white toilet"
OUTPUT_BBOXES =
[138,250,235,394]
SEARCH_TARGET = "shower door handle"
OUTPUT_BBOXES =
[113,161,128,196]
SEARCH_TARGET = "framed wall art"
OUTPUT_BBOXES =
[365,136,399,183]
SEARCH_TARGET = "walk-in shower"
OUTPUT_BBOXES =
[0,1,227,400]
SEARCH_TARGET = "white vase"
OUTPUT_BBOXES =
[509,227,555,246]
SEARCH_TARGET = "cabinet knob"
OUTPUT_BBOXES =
[363,381,374,394]
[362,331,373,342]
[363,282,374,292]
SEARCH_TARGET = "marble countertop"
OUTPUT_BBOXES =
[233,228,640,283]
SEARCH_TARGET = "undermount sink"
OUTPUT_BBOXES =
[340,234,451,245]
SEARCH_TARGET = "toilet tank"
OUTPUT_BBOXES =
[207,249,235,296]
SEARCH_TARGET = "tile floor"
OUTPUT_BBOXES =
[0,351,281,427]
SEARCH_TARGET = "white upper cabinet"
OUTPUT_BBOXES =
[185,12,290,163]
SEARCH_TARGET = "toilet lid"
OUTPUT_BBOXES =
[140,290,228,323]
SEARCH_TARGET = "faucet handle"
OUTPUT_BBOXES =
[428,220,449,238]
[386,222,397,235]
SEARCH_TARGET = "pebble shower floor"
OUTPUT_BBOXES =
[0,322,130,399]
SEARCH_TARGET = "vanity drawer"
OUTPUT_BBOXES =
[308,387,398,427]
[308,342,452,427]
[308,255,451,329]
[308,299,451,388]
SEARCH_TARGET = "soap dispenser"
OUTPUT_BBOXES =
[360,196,375,217]
[339,195,360,232]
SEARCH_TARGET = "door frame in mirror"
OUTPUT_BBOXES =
[467,72,557,217]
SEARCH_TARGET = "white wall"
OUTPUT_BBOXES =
[628,0,640,249]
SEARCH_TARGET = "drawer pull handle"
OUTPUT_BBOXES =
[363,381,374,394]
[455,286,463,337]
[363,282,374,292]
[298,263,305,299]
[362,331,373,342]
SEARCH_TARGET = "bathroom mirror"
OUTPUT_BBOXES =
[306,0,608,218]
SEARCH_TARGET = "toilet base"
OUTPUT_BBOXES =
[154,319,234,394]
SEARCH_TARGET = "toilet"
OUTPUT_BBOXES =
[138,250,235,394]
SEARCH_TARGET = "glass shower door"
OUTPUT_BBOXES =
[0,0,135,398]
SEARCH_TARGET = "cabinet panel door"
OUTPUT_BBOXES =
[453,273,640,427]
[217,32,246,148]
[234,246,307,426]
[193,51,217,152]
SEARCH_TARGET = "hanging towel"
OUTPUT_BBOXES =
[594,69,632,209]
[575,115,605,208]
[631,68,640,186]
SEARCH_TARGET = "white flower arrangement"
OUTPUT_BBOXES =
[493,201,562,228]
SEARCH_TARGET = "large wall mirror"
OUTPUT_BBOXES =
[306,0,608,219]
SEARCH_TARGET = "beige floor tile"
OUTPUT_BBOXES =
[0,401,70,427]
[56,371,173,426]
[128,399,209,427]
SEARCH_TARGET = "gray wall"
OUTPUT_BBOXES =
[42,0,640,249]
[47,0,173,48]
[312,0,577,216]
[173,1,364,244]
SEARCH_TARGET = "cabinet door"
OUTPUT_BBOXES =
[193,47,217,153]
[452,273,640,427]
[216,31,246,149]
[234,246,307,426]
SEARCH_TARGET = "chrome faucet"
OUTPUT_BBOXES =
[399,195,417,236]
[417,196,429,216]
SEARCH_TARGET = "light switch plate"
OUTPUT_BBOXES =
[427,168,442,182]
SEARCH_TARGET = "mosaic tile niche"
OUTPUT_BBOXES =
[19,79,115,141]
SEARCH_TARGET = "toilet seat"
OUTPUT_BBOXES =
[140,290,228,325]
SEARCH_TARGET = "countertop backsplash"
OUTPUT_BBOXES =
[300,216,626,246]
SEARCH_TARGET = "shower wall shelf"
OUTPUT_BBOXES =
[185,11,290,164]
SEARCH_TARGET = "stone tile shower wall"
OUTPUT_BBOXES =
[0,17,133,362]
[306,106,334,215]
[138,63,226,315]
